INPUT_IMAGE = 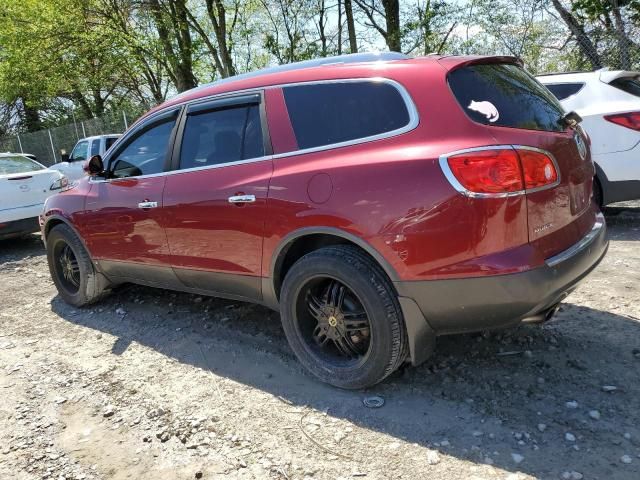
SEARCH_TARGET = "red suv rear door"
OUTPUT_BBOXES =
[162,93,273,301]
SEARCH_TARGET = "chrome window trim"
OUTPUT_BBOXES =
[91,77,419,183]
[545,213,605,267]
[438,145,561,199]
[89,155,275,183]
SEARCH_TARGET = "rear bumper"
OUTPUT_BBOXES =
[0,217,40,240]
[396,213,608,363]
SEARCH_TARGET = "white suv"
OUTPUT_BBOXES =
[49,134,120,181]
[537,70,640,206]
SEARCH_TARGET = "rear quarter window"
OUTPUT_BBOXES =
[544,82,585,101]
[609,77,640,97]
[448,64,566,132]
[283,81,412,150]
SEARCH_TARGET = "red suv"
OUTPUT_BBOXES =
[42,53,608,389]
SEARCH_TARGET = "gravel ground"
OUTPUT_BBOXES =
[0,202,639,480]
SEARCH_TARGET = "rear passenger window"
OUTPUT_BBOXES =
[179,105,264,170]
[105,137,118,151]
[448,64,566,132]
[283,81,411,150]
[544,83,585,100]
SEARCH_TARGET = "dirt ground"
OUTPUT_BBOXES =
[0,203,638,480]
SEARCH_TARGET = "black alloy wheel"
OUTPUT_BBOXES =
[301,277,372,366]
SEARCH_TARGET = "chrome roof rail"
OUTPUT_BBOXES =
[173,52,409,99]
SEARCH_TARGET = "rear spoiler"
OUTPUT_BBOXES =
[599,69,640,84]
[437,55,523,72]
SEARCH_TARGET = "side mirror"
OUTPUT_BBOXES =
[84,155,104,177]
[60,149,69,163]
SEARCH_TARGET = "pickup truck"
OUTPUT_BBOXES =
[50,134,120,181]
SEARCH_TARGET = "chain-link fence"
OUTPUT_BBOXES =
[0,110,141,166]
[576,32,640,72]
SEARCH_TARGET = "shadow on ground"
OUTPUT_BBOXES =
[50,287,640,479]
[0,234,44,262]
[12,202,640,477]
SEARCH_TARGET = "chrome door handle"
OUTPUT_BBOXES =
[228,195,256,204]
[138,201,158,209]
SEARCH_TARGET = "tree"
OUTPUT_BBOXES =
[146,0,197,92]
[0,0,133,125]
[353,0,402,51]
[344,0,359,52]
[551,0,604,68]
[261,0,318,63]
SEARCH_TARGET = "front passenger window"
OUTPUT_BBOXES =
[109,117,176,178]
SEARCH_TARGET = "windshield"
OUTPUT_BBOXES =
[0,155,45,175]
[448,63,567,132]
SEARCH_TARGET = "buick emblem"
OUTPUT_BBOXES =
[574,132,587,161]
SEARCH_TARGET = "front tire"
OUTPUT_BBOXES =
[47,224,110,307]
[280,245,408,389]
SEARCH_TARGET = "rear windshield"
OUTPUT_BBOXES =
[448,63,566,132]
[609,77,640,97]
[0,155,45,175]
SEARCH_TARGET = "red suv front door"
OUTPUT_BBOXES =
[80,109,180,284]
[162,93,272,301]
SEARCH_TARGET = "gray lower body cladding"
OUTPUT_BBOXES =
[396,218,608,362]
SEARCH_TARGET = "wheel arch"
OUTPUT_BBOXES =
[43,215,92,256]
[267,227,399,306]
[593,162,610,206]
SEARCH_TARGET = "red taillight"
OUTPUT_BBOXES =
[442,147,558,196]
[604,112,640,131]
[446,149,523,194]
[518,149,558,189]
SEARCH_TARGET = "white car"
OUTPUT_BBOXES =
[0,153,68,240]
[49,134,120,182]
[537,70,640,206]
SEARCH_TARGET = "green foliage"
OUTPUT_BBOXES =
[0,0,638,135]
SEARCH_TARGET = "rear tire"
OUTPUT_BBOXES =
[47,224,110,307]
[280,245,408,389]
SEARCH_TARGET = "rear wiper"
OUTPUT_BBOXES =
[559,111,583,129]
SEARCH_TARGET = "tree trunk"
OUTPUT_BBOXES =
[93,90,105,117]
[69,88,94,119]
[318,0,328,56]
[22,102,42,132]
[205,0,236,77]
[551,0,602,69]
[383,0,401,52]
[344,0,358,53]
[147,0,197,93]
[337,0,343,54]
[609,0,630,69]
